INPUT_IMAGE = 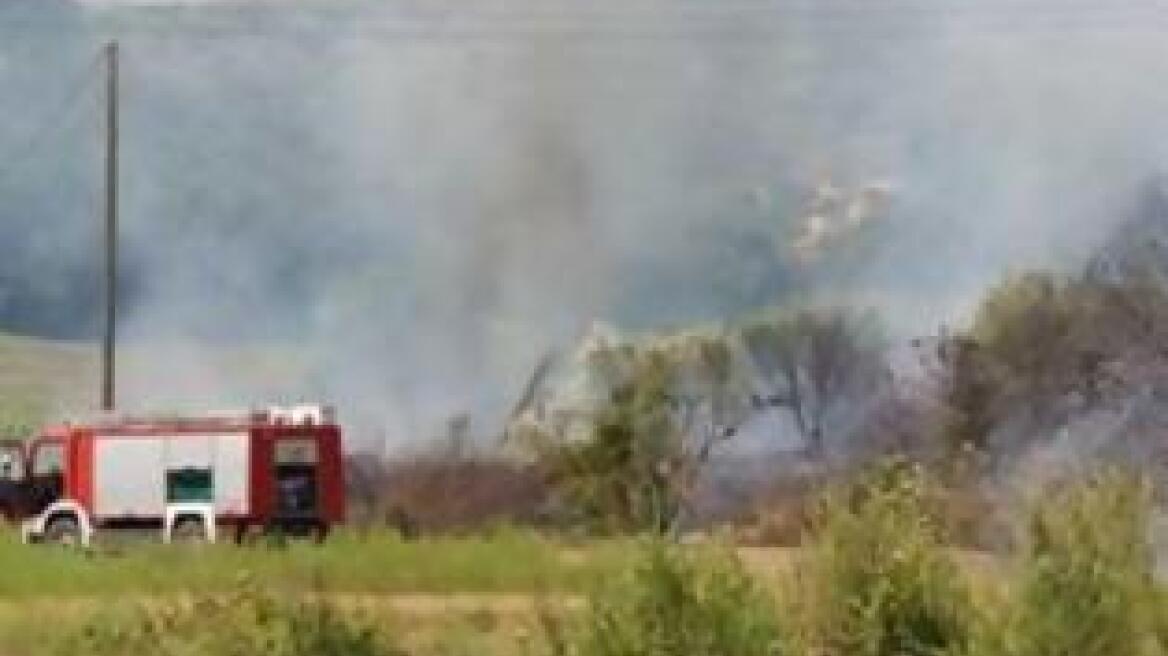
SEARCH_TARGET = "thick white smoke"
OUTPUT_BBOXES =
[0,0,1166,450]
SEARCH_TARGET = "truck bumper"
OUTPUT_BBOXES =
[20,518,41,544]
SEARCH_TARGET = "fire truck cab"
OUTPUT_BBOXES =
[0,405,345,546]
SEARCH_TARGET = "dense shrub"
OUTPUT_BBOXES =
[548,540,788,656]
[346,453,550,535]
[968,470,1161,656]
[797,460,973,656]
[62,576,401,656]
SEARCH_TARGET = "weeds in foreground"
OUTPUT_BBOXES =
[34,461,1168,656]
[796,460,973,656]
[0,527,616,598]
[545,540,787,656]
[60,575,401,656]
[968,470,1161,656]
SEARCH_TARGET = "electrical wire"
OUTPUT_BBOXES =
[0,53,102,198]
[0,2,1162,42]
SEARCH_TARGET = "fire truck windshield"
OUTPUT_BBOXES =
[31,442,64,477]
[27,440,65,513]
[274,438,319,516]
[0,446,22,481]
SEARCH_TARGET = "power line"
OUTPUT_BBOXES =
[0,53,102,196]
[1,3,1165,35]
[0,10,1161,45]
[63,1,1168,18]
[87,18,1168,43]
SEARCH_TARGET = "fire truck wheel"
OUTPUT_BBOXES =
[312,523,329,544]
[44,516,82,547]
[172,517,208,543]
[260,527,289,549]
[233,523,266,546]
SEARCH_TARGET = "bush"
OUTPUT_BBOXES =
[797,459,973,656]
[362,456,550,535]
[549,540,788,656]
[969,469,1160,656]
[62,575,401,656]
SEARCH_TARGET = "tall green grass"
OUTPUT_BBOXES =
[967,470,1163,656]
[0,528,629,598]
[61,575,402,656]
[544,540,788,656]
[795,460,973,656]
[6,461,1168,656]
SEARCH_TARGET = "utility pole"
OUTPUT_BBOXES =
[101,41,118,412]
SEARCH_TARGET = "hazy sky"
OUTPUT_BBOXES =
[1,1,1166,448]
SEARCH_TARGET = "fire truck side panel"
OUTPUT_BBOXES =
[249,430,273,521]
[319,426,345,523]
[93,437,167,518]
[87,432,252,521]
[165,435,213,472]
[250,426,345,525]
[213,432,250,516]
[69,431,94,513]
[38,416,344,533]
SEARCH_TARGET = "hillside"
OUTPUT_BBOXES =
[0,333,94,434]
[0,333,322,437]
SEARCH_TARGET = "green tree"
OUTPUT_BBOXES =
[939,269,1168,462]
[528,329,754,535]
[542,344,680,534]
[738,308,887,460]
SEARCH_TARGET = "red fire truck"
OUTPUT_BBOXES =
[0,404,345,545]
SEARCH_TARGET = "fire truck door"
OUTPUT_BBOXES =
[273,438,319,517]
[28,440,65,514]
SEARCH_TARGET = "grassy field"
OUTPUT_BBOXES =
[0,529,623,655]
[0,335,1158,655]
[0,532,994,655]
[0,333,93,434]
[0,529,804,654]
[0,467,1158,656]
[0,335,596,653]
[0,529,637,598]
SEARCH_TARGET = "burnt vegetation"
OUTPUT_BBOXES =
[346,261,1168,542]
[340,182,1168,545]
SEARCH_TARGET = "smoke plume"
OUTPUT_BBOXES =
[0,0,1166,450]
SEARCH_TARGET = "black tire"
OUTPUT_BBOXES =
[44,516,82,547]
[260,522,327,547]
[262,524,290,550]
[232,522,253,546]
[171,516,208,544]
[311,522,330,545]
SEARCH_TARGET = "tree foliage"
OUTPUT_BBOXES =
[520,308,889,534]
[541,344,680,534]
[933,269,1168,461]
[525,328,758,534]
[739,308,888,459]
